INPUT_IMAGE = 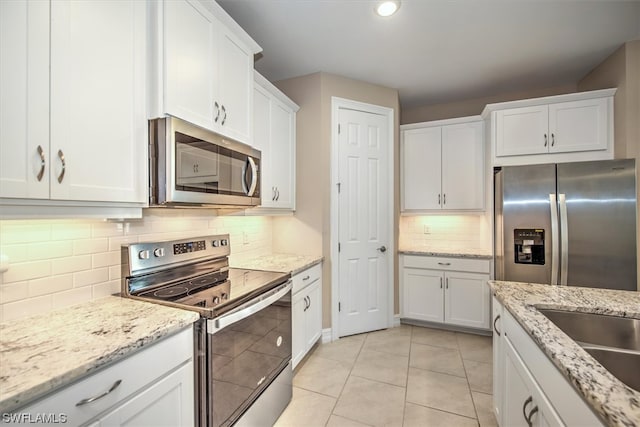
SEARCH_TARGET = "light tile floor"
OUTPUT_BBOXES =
[275,324,498,427]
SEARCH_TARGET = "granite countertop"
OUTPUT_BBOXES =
[490,281,640,426]
[231,253,323,275]
[399,244,493,259]
[0,296,199,413]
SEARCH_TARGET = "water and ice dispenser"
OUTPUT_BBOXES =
[514,229,545,265]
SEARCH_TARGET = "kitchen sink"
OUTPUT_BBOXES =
[538,308,640,392]
[582,346,640,392]
[537,309,640,351]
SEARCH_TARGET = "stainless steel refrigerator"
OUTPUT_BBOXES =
[494,159,637,291]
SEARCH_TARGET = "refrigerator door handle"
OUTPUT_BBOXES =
[559,193,569,285]
[549,193,559,285]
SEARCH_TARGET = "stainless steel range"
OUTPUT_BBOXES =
[121,235,292,427]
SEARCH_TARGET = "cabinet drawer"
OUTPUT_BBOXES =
[18,326,193,426]
[403,255,490,273]
[292,263,322,294]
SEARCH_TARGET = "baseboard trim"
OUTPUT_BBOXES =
[321,328,332,343]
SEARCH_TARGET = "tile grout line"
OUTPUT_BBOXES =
[458,333,483,425]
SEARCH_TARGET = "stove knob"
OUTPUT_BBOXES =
[221,292,228,300]
[212,240,220,247]
[138,250,150,260]
[153,248,165,258]
[212,296,220,304]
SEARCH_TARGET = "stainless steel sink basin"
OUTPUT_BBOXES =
[538,309,640,391]
[537,309,640,351]
[582,346,640,392]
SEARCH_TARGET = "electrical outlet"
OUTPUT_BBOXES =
[423,225,431,234]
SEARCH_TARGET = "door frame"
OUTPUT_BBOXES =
[330,96,395,341]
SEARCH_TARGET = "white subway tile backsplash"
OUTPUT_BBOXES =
[74,268,110,288]
[2,260,51,283]
[0,211,274,322]
[28,275,73,297]
[52,255,92,275]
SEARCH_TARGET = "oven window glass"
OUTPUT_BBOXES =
[174,131,257,196]
[208,291,291,427]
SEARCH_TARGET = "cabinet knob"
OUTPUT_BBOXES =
[377,245,387,253]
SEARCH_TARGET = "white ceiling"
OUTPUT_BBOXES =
[217,0,640,108]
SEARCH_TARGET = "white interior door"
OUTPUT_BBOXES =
[337,106,390,337]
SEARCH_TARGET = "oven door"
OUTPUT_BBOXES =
[203,281,292,427]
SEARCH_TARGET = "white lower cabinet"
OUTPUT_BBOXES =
[401,255,491,330]
[11,327,194,427]
[292,263,322,369]
[492,298,603,426]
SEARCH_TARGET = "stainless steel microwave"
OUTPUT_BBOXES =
[149,117,261,207]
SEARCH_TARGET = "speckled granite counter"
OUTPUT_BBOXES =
[231,253,323,275]
[490,280,640,426]
[399,244,493,259]
[0,296,199,413]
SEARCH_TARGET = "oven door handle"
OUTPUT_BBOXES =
[208,281,292,334]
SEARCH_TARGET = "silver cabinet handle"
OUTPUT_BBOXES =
[440,277,443,289]
[36,145,46,181]
[493,314,501,336]
[303,275,310,281]
[544,133,548,147]
[214,101,220,123]
[526,406,539,427]
[303,295,310,311]
[272,187,276,201]
[76,379,122,406]
[437,262,451,266]
[551,133,555,147]
[443,193,446,205]
[57,150,66,183]
[275,187,280,201]
[522,396,533,426]
[377,246,387,253]
[445,278,449,289]
[438,194,441,205]
[221,105,227,125]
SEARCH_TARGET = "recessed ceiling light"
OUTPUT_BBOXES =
[375,1,400,17]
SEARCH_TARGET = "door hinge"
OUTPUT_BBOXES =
[339,302,341,312]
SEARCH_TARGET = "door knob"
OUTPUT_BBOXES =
[377,246,387,253]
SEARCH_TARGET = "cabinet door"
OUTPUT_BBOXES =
[441,121,484,210]
[99,362,194,427]
[49,0,146,203]
[496,105,548,157]
[402,127,442,210]
[444,272,490,329]
[402,268,444,322]
[305,280,322,350]
[0,0,49,199]
[503,338,563,427]
[217,25,253,144]
[292,291,306,369]
[270,99,295,209]
[548,98,608,153]
[492,296,504,425]
[253,84,274,206]
[164,0,217,131]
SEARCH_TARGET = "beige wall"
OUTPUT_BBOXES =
[578,40,640,290]
[273,72,400,329]
[401,84,577,124]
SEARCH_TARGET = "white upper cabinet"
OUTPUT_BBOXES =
[401,117,484,212]
[156,0,261,145]
[485,89,615,166]
[1,0,147,213]
[253,71,298,211]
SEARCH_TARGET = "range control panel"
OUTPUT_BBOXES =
[124,234,231,275]
[514,229,545,265]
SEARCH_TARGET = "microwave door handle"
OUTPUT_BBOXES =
[246,157,258,196]
[209,282,292,333]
